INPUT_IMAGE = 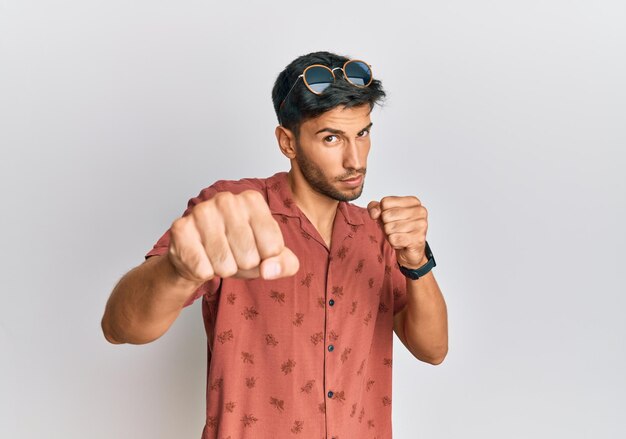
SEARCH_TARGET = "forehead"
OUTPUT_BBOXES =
[300,104,372,134]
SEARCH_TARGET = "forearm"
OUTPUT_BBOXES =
[101,255,202,345]
[403,266,448,364]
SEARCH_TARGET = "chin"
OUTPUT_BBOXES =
[335,187,364,202]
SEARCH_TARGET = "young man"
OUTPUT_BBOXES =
[101,51,448,439]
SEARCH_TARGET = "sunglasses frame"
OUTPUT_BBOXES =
[279,59,373,111]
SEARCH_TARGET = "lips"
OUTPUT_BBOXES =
[341,174,363,182]
[340,175,364,186]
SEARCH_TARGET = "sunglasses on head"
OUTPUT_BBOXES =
[279,59,373,111]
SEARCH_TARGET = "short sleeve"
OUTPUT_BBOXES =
[384,241,408,316]
[392,264,408,315]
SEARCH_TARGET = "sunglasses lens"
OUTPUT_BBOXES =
[304,66,334,94]
[344,61,372,87]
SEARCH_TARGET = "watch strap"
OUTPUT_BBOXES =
[398,241,436,280]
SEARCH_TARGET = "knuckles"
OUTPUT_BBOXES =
[213,191,237,210]
[214,263,238,279]
[170,216,191,238]
[191,199,216,220]
[387,233,405,249]
[210,249,238,277]
[383,222,396,235]
[237,252,261,271]
[380,209,395,223]
[232,236,262,269]
[193,190,266,217]
[261,240,283,257]
[241,189,265,204]
[379,204,428,225]
[379,195,422,212]
[185,253,212,280]
[169,189,281,279]
[419,205,428,219]
[379,197,391,211]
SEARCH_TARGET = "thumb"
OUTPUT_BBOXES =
[367,200,381,220]
[259,246,300,280]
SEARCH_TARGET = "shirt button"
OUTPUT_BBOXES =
[329,299,335,306]
[328,391,334,398]
[328,344,334,352]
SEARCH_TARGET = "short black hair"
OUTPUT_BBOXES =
[272,51,386,136]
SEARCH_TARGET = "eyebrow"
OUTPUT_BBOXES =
[315,122,373,136]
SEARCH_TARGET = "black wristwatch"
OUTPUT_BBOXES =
[398,241,436,280]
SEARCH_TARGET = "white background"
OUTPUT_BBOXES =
[1,1,625,438]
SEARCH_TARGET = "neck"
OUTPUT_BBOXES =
[287,168,339,232]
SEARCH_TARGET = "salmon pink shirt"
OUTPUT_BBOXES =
[146,171,408,439]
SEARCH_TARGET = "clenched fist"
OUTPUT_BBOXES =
[367,195,429,270]
[167,190,300,282]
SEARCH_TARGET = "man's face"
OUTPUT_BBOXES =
[293,104,372,202]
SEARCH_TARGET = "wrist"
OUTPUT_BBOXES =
[398,241,436,280]
[401,255,429,270]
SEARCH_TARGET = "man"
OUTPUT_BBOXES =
[101,51,448,439]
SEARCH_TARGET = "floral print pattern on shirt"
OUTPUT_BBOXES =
[146,172,408,439]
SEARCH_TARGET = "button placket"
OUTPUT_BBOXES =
[324,219,356,438]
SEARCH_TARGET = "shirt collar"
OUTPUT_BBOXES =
[266,171,364,226]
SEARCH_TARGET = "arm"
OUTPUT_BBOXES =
[101,190,299,345]
[393,260,448,364]
[368,195,448,365]
[101,254,202,345]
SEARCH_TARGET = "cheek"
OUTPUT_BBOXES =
[360,142,371,162]
[321,147,344,165]
[305,148,337,176]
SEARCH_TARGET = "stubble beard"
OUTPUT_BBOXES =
[295,141,366,202]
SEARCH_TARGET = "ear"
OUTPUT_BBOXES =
[275,125,297,159]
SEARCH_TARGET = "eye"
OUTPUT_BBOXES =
[324,135,340,144]
[358,129,370,138]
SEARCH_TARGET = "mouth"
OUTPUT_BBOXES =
[340,174,364,187]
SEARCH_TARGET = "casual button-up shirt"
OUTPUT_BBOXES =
[146,171,408,439]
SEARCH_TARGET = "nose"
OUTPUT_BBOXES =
[343,139,363,171]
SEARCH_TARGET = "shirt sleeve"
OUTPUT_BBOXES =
[384,240,408,316]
